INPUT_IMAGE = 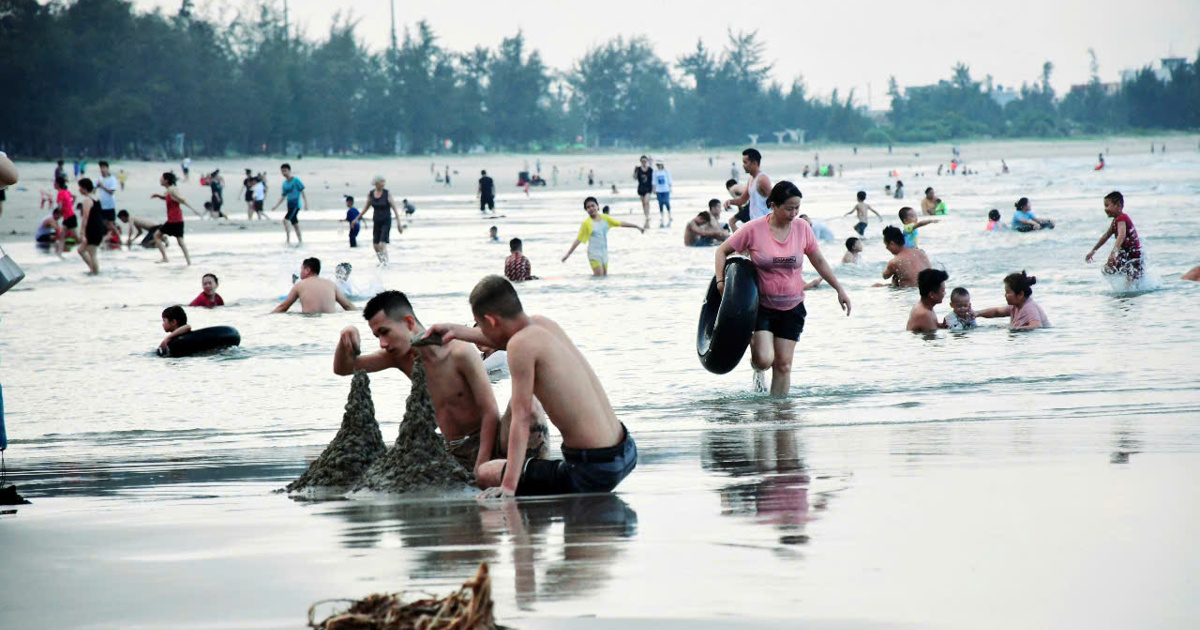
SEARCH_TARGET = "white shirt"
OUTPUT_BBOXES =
[252,181,265,201]
[98,175,118,209]
[653,168,672,193]
[748,172,770,220]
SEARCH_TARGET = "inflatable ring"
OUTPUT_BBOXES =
[158,326,241,357]
[697,257,759,374]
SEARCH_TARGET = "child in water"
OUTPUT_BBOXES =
[943,287,977,330]
[160,305,192,351]
[986,209,1003,231]
[344,195,362,247]
[845,191,882,236]
[900,206,938,249]
[843,237,863,264]
[189,273,224,308]
[489,225,500,242]
[1085,191,1143,281]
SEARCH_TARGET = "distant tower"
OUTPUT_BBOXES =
[747,134,759,145]
[773,131,787,145]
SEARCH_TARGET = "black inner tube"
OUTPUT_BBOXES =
[159,326,241,357]
[697,257,759,375]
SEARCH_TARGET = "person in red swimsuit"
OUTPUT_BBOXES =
[1086,191,1143,281]
[152,171,202,265]
[189,273,225,307]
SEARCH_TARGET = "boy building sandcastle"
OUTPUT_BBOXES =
[333,290,549,480]
[423,276,637,498]
[562,196,644,276]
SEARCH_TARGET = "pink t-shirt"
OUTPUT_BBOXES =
[57,189,75,218]
[1010,299,1049,328]
[725,216,819,311]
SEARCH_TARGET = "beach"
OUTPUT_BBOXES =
[1,135,1199,629]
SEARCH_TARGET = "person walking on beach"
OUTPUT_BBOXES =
[653,159,673,227]
[1086,191,1143,282]
[207,170,227,219]
[274,257,355,314]
[444,165,451,187]
[242,169,256,219]
[423,276,637,498]
[96,161,119,238]
[352,176,403,266]
[76,178,102,274]
[333,290,549,474]
[181,157,191,181]
[562,196,644,276]
[54,176,76,257]
[724,148,772,221]
[251,175,267,220]
[478,170,496,214]
[270,163,307,245]
[152,171,202,265]
[634,156,653,229]
[714,181,851,396]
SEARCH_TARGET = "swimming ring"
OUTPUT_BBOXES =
[158,326,241,357]
[697,257,759,374]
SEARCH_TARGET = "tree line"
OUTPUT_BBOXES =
[0,0,1196,158]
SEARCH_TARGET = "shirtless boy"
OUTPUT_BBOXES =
[424,275,637,498]
[845,191,882,235]
[118,210,161,249]
[159,305,192,352]
[907,268,948,332]
[333,290,548,473]
[882,225,931,288]
[273,257,356,314]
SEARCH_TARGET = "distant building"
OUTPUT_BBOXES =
[989,85,1019,108]
[1068,82,1120,97]
[1120,57,1188,84]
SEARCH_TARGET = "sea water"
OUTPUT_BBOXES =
[1,144,1198,628]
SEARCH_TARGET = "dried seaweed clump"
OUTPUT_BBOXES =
[308,562,502,630]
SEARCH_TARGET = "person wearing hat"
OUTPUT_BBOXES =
[653,159,673,228]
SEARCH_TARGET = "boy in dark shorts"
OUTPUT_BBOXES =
[1086,190,1144,281]
[425,276,636,498]
[270,163,307,244]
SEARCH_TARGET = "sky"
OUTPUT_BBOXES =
[141,0,1200,110]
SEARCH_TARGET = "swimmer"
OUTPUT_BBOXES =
[489,225,499,242]
[273,257,356,314]
[189,273,224,308]
[844,191,881,235]
[881,225,932,288]
[976,271,1049,330]
[269,163,306,245]
[1012,197,1055,231]
[333,290,549,476]
[1182,266,1200,282]
[907,268,949,333]
[684,201,730,247]
[424,276,636,498]
[334,262,356,297]
[714,181,851,396]
[562,196,644,276]
[1085,191,1143,281]
[842,237,863,264]
[920,187,939,215]
[986,209,1003,231]
[943,287,977,330]
[799,214,836,242]
[117,210,161,249]
[899,206,937,249]
[159,305,192,352]
[504,238,536,282]
[725,178,749,232]
[725,148,772,221]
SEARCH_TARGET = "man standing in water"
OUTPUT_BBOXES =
[96,161,119,237]
[273,258,355,314]
[881,225,931,288]
[724,148,772,221]
[424,276,637,498]
[477,170,496,214]
[270,163,307,245]
[333,290,549,474]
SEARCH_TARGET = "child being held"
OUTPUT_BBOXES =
[843,237,863,264]
[943,287,977,330]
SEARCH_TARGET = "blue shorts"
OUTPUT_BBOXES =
[513,424,637,496]
[656,192,671,211]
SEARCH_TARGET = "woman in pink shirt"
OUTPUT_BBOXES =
[977,271,1049,330]
[55,177,76,256]
[714,181,851,395]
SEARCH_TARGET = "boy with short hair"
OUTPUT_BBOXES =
[943,287,977,330]
[189,273,225,308]
[843,237,863,263]
[160,305,192,351]
[899,206,938,249]
[845,191,882,235]
[881,225,932,288]
[562,196,644,276]
[118,209,163,249]
[270,163,306,244]
[505,238,536,282]
[907,268,949,332]
[1085,191,1143,281]
[344,195,362,247]
[489,225,500,242]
